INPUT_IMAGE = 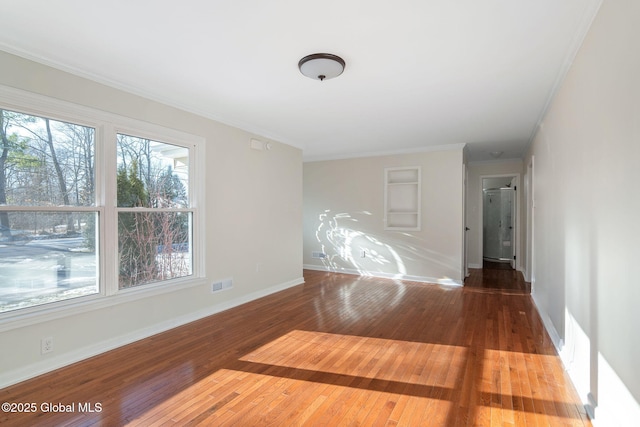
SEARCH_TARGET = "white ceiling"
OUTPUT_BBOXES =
[0,0,601,162]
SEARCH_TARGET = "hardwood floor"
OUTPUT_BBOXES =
[465,262,531,294]
[0,270,589,426]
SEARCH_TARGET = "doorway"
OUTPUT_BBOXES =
[482,176,517,269]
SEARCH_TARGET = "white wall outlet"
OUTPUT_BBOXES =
[41,336,53,354]
[311,251,327,259]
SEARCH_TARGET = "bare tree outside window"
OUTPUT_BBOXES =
[0,100,200,315]
[0,109,98,313]
[116,134,191,289]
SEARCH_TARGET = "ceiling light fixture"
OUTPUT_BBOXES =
[489,151,504,159]
[298,53,345,81]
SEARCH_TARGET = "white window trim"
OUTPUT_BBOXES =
[0,85,207,331]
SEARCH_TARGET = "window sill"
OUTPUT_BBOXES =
[0,276,208,332]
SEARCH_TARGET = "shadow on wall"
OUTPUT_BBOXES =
[313,209,459,284]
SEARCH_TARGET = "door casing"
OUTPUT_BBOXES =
[479,173,521,270]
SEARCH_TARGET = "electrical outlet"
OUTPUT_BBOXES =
[41,337,53,354]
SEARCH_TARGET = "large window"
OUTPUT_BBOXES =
[116,134,192,289]
[0,109,99,313]
[0,91,203,317]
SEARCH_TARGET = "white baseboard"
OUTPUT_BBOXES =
[468,263,482,269]
[0,276,304,389]
[531,290,640,426]
[303,264,463,287]
[531,291,564,353]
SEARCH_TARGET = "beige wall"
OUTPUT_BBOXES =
[465,160,525,272]
[304,148,464,284]
[0,51,303,386]
[526,0,640,423]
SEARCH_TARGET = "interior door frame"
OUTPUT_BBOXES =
[479,173,521,270]
[463,163,469,278]
[525,156,535,286]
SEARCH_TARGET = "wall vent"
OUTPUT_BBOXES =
[311,251,327,259]
[211,278,233,293]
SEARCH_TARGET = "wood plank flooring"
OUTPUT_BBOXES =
[0,269,589,426]
[465,262,531,294]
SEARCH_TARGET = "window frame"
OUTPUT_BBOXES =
[0,86,206,330]
[112,125,198,293]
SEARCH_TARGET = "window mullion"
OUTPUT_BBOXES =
[101,124,119,297]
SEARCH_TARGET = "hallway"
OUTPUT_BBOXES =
[465,261,531,294]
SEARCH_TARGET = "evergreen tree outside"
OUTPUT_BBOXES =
[1,107,193,312]
[116,144,191,288]
[117,160,158,288]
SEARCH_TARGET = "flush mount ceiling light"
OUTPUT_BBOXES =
[298,53,345,81]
